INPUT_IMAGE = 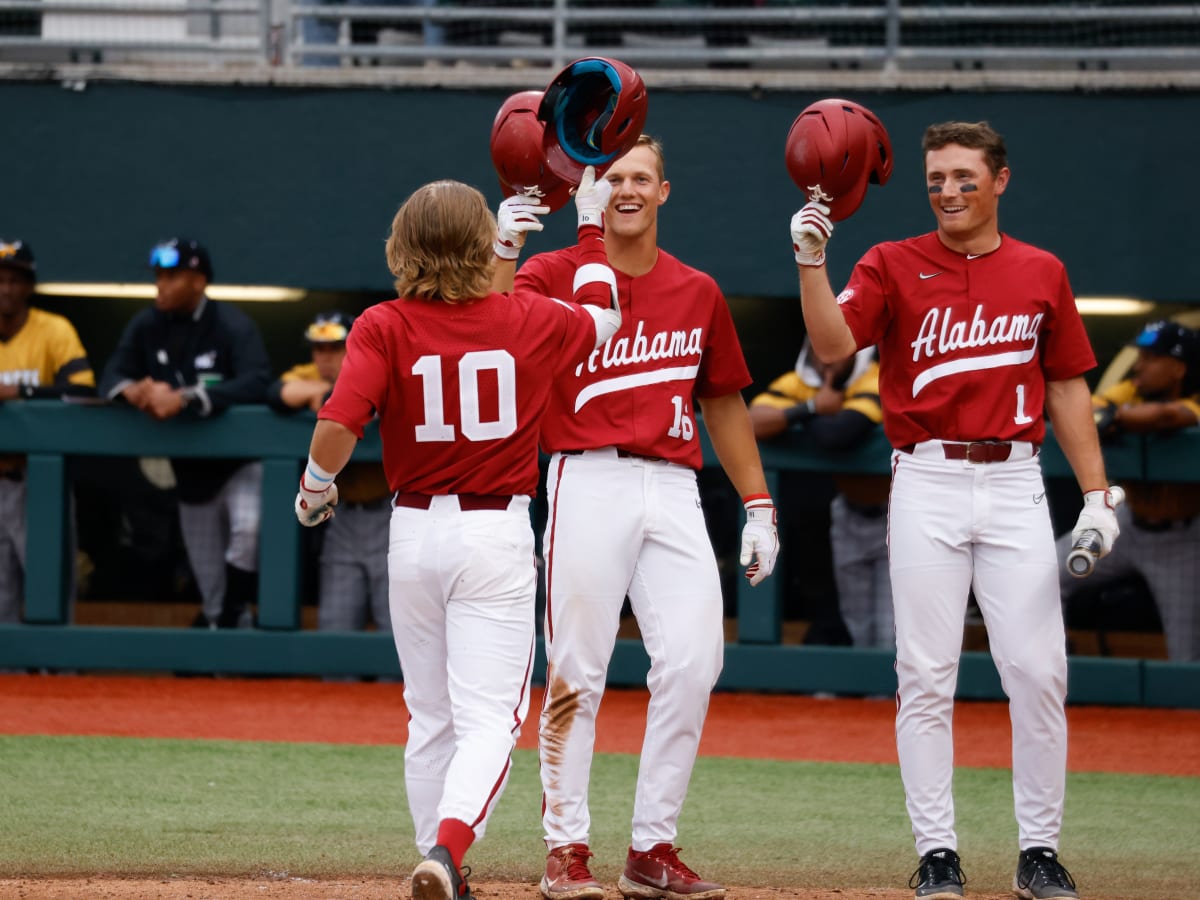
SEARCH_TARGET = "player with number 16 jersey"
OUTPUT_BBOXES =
[501,135,779,900]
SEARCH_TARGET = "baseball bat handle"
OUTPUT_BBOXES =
[1066,530,1102,578]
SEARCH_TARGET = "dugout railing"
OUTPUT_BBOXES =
[0,399,1197,708]
[0,1,1198,84]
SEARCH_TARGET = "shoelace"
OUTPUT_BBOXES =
[648,846,701,881]
[908,851,966,890]
[558,846,597,882]
[1018,851,1076,891]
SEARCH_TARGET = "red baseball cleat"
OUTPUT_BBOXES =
[617,844,725,900]
[541,843,605,900]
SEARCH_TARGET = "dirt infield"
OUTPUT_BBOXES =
[1,673,1196,899]
[1,674,1196,775]
[0,876,1003,900]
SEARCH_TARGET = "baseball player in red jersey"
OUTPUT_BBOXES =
[495,135,779,900]
[295,173,621,900]
[792,121,1118,900]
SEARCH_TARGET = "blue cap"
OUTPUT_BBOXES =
[1131,320,1197,361]
[149,238,213,280]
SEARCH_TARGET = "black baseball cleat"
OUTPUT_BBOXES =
[412,845,475,900]
[908,847,965,898]
[1013,846,1079,899]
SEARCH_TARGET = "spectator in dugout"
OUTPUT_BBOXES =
[0,238,96,623]
[1058,318,1200,661]
[748,336,894,650]
[267,312,393,641]
[99,238,270,630]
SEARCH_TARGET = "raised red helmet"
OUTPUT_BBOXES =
[784,98,893,221]
[490,89,572,213]
[538,56,648,185]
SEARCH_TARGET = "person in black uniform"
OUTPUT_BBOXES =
[99,238,270,629]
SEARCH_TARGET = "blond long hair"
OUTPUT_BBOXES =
[386,180,495,302]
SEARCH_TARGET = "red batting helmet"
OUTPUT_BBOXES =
[490,89,573,213]
[538,56,648,185]
[784,98,893,221]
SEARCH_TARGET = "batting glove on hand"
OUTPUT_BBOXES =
[574,165,612,232]
[739,497,780,587]
[295,480,338,527]
[1071,487,1121,556]
[494,194,550,261]
[791,201,833,267]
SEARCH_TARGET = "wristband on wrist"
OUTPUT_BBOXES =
[742,493,773,508]
[302,455,338,493]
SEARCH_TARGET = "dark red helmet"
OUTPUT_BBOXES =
[538,56,648,185]
[784,98,893,221]
[489,89,573,213]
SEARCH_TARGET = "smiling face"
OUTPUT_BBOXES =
[602,143,670,242]
[924,143,1009,253]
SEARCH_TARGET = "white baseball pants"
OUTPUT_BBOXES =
[889,442,1067,856]
[388,494,537,854]
[539,448,725,851]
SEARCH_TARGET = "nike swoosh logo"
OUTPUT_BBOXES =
[1033,493,1045,504]
[966,253,982,260]
[919,272,942,280]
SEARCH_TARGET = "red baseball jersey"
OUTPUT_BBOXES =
[515,247,751,468]
[836,232,1096,448]
[318,290,600,497]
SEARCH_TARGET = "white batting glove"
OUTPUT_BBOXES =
[494,194,550,261]
[295,480,338,527]
[790,201,833,267]
[1071,488,1120,556]
[739,496,780,587]
[574,164,612,232]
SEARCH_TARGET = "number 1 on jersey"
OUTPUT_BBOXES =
[1014,384,1034,425]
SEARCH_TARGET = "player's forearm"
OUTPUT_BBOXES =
[1046,377,1109,494]
[798,266,857,362]
[1112,401,1198,433]
[699,393,770,498]
[307,418,359,478]
[491,258,516,293]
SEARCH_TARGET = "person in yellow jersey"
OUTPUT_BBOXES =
[749,337,894,650]
[0,238,96,622]
[268,312,393,643]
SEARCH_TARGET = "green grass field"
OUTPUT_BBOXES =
[1,735,1196,898]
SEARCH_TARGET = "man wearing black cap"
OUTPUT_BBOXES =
[1058,318,1200,661]
[0,238,96,623]
[268,312,392,643]
[99,237,271,630]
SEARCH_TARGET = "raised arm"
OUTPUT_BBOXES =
[490,194,549,294]
[791,202,858,362]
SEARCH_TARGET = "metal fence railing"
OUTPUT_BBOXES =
[1,2,1198,83]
